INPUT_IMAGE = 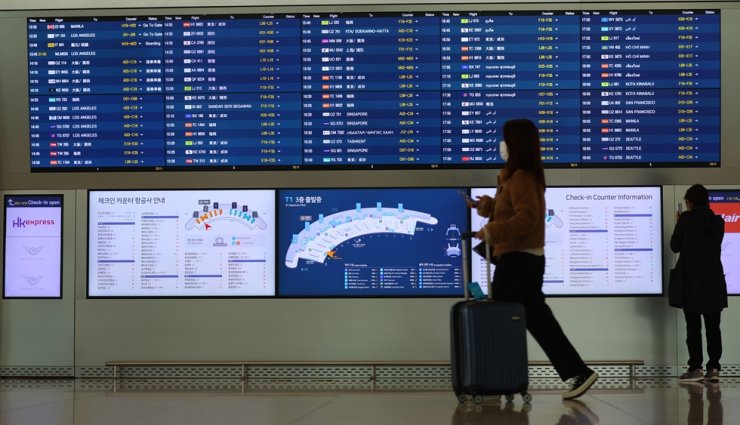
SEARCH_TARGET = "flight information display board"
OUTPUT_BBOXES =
[88,189,276,297]
[708,190,740,295]
[277,188,468,297]
[470,186,663,296]
[27,10,720,171]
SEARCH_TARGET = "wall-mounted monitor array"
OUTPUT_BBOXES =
[85,186,667,297]
[470,186,663,296]
[3,194,63,298]
[708,190,740,295]
[28,9,719,171]
[88,190,276,297]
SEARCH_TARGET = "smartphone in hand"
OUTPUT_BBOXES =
[458,190,478,207]
[675,203,684,222]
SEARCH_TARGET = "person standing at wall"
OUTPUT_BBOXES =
[471,118,598,400]
[671,184,727,382]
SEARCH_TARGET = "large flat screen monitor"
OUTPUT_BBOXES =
[708,190,740,295]
[278,188,468,297]
[88,189,276,297]
[470,186,663,296]
[3,194,63,298]
[27,9,719,171]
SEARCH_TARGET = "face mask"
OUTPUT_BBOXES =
[499,140,509,162]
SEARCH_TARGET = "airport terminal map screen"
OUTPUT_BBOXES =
[470,186,663,296]
[27,9,719,171]
[88,190,276,297]
[708,190,740,295]
[278,188,467,296]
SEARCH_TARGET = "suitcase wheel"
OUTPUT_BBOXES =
[457,393,468,403]
[505,394,515,402]
[472,395,484,405]
[522,392,533,403]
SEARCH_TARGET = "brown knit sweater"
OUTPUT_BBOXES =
[476,169,545,256]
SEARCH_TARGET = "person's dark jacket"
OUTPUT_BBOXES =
[670,206,727,313]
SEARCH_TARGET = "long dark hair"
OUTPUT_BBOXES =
[684,184,709,208]
[501,118,546,190]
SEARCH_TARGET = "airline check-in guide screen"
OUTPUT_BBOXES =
[88,190,275,296]
[709,190,740,295]
[3,195,63,298]
[470,186,662,295]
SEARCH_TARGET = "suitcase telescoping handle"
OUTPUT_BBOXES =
[461,229,493,301]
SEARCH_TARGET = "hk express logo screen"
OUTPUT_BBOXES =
[11,217,56,228]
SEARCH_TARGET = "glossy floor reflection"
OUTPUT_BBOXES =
[1,378,740,424]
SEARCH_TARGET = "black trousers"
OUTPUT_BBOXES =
[491,251,589,381]
[684,309,722,371]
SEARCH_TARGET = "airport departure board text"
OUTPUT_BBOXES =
[27,10,720,171]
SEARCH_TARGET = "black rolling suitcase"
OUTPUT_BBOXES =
[450,232,530,404]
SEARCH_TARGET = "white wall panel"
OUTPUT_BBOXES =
[1,3,739,371]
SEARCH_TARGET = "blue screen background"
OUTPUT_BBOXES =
[277,188,469,296]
